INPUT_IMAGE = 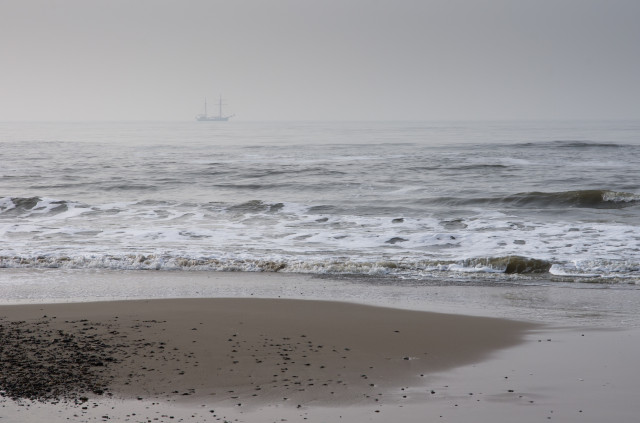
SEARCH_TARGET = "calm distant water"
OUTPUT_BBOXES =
[1,120,639,284]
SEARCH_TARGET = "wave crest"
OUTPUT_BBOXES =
[462,256,552,274]
[429,190,640,209]
[506,190,640,209]
[0,196,71,215]
[0,254,550,275]
[1,254,637,282]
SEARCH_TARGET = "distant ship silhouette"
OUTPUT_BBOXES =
[196,96,234,121]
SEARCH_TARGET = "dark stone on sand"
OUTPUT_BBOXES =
[0,317,164,404]
[0,319,117,403]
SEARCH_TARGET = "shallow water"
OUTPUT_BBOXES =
[0,269,638,329]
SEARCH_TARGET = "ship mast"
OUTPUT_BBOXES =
[196,94,232,121]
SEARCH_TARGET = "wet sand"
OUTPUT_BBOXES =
[0,297,535,421]
[1,290,639,423]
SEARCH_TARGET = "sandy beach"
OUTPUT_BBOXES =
[0,273,639,422]
[0,297,534,419]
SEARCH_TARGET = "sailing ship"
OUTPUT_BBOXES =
[196,96,234,121]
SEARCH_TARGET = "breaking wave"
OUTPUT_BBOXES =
[1,254,637,283]
[0,196,80,216]
[429,190,640,209]
[503,190,640,209]
[226,200,285,213]
[460,256,552,274]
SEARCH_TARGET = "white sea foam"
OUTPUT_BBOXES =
[1,195,639,281]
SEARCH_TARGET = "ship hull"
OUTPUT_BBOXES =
[196,115,230,121]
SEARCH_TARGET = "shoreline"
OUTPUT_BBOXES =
[1,273,639,422]
[1,268,638,328]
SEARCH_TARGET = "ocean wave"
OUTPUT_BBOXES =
[516,140,624,149]
[225,200,285,213]
[101,183,159,192]
[460,256,552,274]
[504,190,640,209]
[456,164,510,170]
[426,190,640,209]
[550,140,623,148]
[1,254,637,283]
[242,167,348,178]
[0,196,78,216]
[0,254,423,273]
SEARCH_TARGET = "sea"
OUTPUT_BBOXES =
[1,120,639,286]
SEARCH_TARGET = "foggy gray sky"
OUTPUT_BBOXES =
[1,0,639,121]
